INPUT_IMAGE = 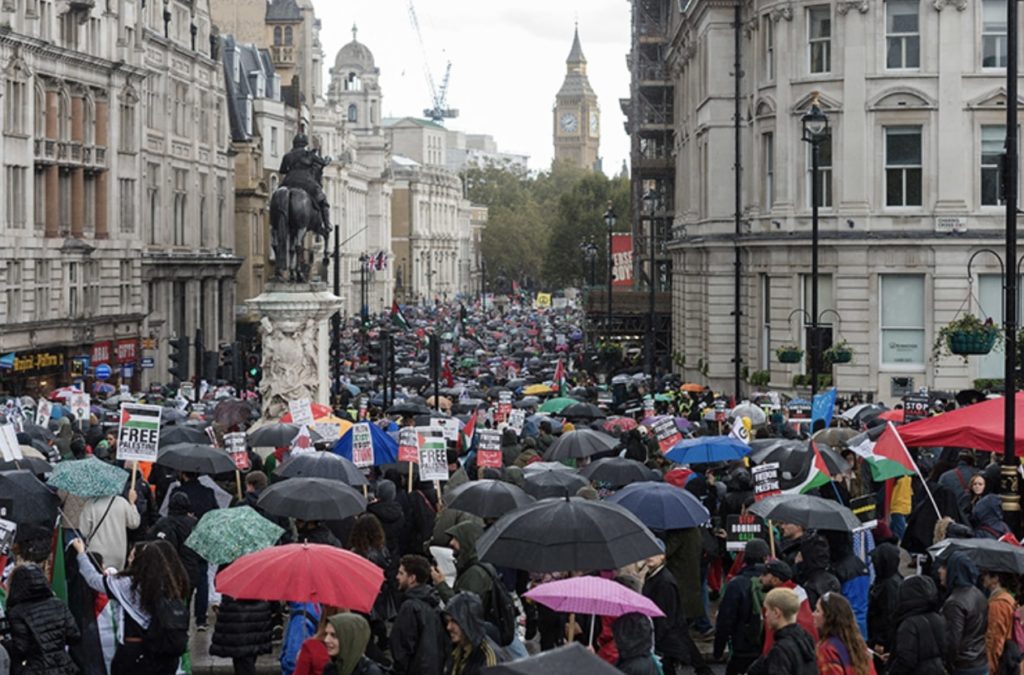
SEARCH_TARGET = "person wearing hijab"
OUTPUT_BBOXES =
[321,614,386,675]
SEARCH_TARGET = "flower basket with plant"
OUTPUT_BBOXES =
[776,345,804,364]
[933,314,1001,362]
[824,340,854,365]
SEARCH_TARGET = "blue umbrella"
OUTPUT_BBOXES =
[332,421,398,465]
[606,481,710,531]
[664,436,750,465]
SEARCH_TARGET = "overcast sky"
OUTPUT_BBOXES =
[316,1,631,176]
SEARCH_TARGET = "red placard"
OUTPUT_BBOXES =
[611,233,634,288]
[477,450,503,468]
[476,429,503,468]
[398,428,420,463]
[91,341,112,364]
[652,417,682,454]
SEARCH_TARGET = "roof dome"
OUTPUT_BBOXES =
[334,24,375,72]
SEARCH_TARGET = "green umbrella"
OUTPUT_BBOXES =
[185,506,285,565]
[47,456,129,497]
[538,397,578,414]
[460,357,478,368]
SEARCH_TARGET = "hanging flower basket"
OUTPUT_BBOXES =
[824,342,854,365]
[947,330,997,356]
[776,346,804,364]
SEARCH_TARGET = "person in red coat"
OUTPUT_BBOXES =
[293,609,337,675]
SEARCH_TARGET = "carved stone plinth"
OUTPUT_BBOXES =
[245,281,343,420]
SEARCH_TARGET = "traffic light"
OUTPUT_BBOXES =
[246,354,262,382]
[203,350,219,384]
[220,342,241,385]
[168,335,189,382]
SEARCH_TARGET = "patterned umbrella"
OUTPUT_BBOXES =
[46,456,129,497]
[185,506,285,565]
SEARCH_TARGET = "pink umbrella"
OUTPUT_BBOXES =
[525,575,664,643]
[603,417,638,434]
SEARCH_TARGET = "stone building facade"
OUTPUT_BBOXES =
[658,0,1024,400]
[0,0,235,394]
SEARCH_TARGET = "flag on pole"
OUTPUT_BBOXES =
[811,388,838,429]
[442,358,454,388]
[391,301,409,330]
[785,441,833,494]
[729,416,752,444]
[848,423,915,481]
[458,411,477,452]
[553,359,567,395]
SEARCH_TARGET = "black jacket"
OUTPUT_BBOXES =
[5,564,81,675]
[367,498,405,565]
[888,575,947,675]
[389,584,448,675]
[148,493,204,584]
[613,613,658,675]
[208,596,274,659]
[797,535,841,609]
[746,623,817,675]
[322,656,386,675]
[641,565,692,662]
[169,480,218,519]
[713,565,763,659]
[942,552,988,672]
[867,542,902,651]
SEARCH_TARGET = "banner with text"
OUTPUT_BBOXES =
[611,233,634,288]
[116,403,163,463]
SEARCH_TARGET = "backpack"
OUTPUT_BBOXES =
[144,597,190,657]
[737,576,764,654]
[471,563,518,647]
[997,608,1024,675]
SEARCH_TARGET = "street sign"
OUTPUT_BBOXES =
[94,363,112,380]
[141,357,155,369]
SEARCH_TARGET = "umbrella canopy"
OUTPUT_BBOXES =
[878,409,904,423]
[21,423,55,443]
[247,423,301,448]
[812,427,858,448]
[747,439,849,488]
[0,456,52,476]
[212,398,256,428]
[524,575,664,618]
[729,403,768,427]
[522,469,588,499]
[484,644,622,675]
[602,417,638,434]
[445,479,536,519]
[160,425,209,447]
[185,506,285,565]
[544,429,618,461]
[257,477,367,521]
[523,384,554,396]
[387,401,433,416]
[537,397,578,414]
[157,443,235,475]
[606,481,711,531]
[274,451,368,486]
[397,375,430,388]
[215,542,383,613]
[578,457,655,487]
[46,456,129,497]
[894,395,1024,453]
[664,436,750,465]
[929,537,1024,575]
[522,461,574,475]
[476,497,662,573]
[0,470,59,538]
[559,402,606,421]
[332,422,398,466]
[748,494,861,532]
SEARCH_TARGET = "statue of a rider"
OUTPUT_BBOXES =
[279,133,331,230]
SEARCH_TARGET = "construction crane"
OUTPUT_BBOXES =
[407,0,459,123]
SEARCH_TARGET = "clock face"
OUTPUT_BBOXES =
[589,112,599,135]
[559,112,578,133]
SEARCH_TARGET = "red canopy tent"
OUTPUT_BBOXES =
[897,393,1024,455]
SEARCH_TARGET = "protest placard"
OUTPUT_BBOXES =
[476,429,503,468]
[419,438,449,481]
[497,391,512,421]
[0,517,16,556]
[643,396,655,419]
[726,514,769,552]
[652,417,682,454]
[351,423,374,468]
[289,398,315,428]
[902,394,929,423]
[224,432,250,471]
[398,428,421,463]
[70,393,90,423]
[35,400,52,429]
[313,422,342,443]
[116,403,163,463]
[752,462,781,501]
[508,408,526,434]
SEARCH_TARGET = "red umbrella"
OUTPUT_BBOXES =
[603,417,638,433]
[878,409,904,423]
[214,543,384,612]
[280,403,333,423]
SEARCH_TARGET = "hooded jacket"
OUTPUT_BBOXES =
[148,491,203,583]
[971,493,1010,539]
[209,595,274,659]
[437,520,494,615]
[713,564,764,660]
[642,563,697,662]
[389,583,448,675]
[367,479,405,567]
[942,551,989,672]
[5,564,81,675]
[747,622,817,675]
[986,588,1018,675]
[612,612,658,675]
[322,614,385,675]
[823,531,870,638]
[444,592,499,675]
[867,542,901,651]
[888,575,947,675]
[796,535,840,610]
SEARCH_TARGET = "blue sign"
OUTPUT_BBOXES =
[121,364,134,379]
[94,363,112,380]
[141,357,155,369]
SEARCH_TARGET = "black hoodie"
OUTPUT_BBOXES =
[389,583,447,675]
[888,575,947,675]
[367,479,406,566]
[796,535,840,609]
[867,542,902,651]
[5,563,81,675]
[747,622,816,675]
[612,612,658,675]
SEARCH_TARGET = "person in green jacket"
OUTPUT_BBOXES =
[430,520,494,616]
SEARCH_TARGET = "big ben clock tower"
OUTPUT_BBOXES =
[553,26,600,171]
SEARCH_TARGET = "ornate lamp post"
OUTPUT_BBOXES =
[604,203,617,339]
[801,97,829,400]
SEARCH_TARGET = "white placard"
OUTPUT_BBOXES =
[418,438,449,481]
[351,423,374,468]
[443,418,460,442]
[0,424,20,462]
[116,403,163,463]
[35,400,52,429]
[69,393,90,423]
[313,421,342,442]
[289,398,315,428]
[508,408,526,434]
[0,516,16,556]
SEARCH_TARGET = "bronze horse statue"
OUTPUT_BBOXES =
[269,160,330,283]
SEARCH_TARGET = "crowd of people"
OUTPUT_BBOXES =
[1,297,1024,675]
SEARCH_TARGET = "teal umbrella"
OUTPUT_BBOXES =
[47,456,129,497]
[185,506,285,565]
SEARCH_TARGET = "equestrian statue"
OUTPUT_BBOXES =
[270,133,332,282]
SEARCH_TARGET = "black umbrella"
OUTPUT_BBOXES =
[0,470,59,540]
[397,375,430,388]
[578,457,655,487]
[446,479,535,519]
[21,423,55,443]
[748,439,849,489]
[274,452,368,486]
[956,389,988,406]
[544,429,618,461]
[560,402,606,421]
[0,456,53,476]
[522,469,588,499]
[929,537,1024,575]
[476,496,662,573]
[388,402,433,416]
[246,423,301,448]
[160,425,208,447]
[157,443,235,475]
[484,643,621,675]
[257,477,367,521]
[748,494,861,532]
[212,398,256,428]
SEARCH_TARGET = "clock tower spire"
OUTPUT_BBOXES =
[553,24,600,171]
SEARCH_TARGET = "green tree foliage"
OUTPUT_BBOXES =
[462,161,630,291]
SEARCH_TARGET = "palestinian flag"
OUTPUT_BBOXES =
[786,441,833,494]
[119,406,160,429]
[458,411,478,453]
[848,423,915,481]
[391,301,409,330]
[553,359,567,395]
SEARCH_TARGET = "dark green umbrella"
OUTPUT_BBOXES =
[185,506,285,565]
[46,456,128,497]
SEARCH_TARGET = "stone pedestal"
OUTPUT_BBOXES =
[246,281,342,420]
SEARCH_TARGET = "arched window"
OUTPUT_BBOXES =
[284,26,293,46]
[347,104,357,123]
[273,27,281,45]
[34,86,46,137]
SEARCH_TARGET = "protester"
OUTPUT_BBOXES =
[886,575,947,675]
[980,570,1019,675]
[321,614,386,675]
[443,593,499,675]
[746,587,817,675]
[866,542,901,658]
[432,521,493,614]
[796,534,840,610]
[939,551,989,675]
[713,538,768,674]
[813,592,876,675]
[4,563,80,674]
[208,589,274,675]
[822,531,870,638]
[641,541,712,675]
[777,521,806,567]
[971,493,1011,539]
[348,514,395,657]
[611,612,658,675]
[758,559,817,651]
[293,608,338,675]
[148,491,205,629]
[390,555,447,675]
[367,479,405,570]
[78,489,141,572]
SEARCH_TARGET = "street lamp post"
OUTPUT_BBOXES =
[604,203,617,340]
[801,98,829,402]
[643,190,658,381]
[1004,0,1020,532]
[358,252,369,326]
[331,221,341,406]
